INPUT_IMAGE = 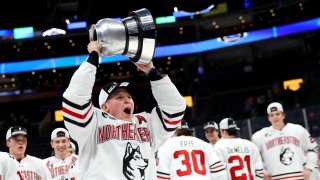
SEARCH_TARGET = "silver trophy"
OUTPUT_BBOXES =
[89,8,156,64]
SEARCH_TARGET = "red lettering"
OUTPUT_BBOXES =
[137,128,146,142]
[98,126,105,143]
[121,124,128,140]
[128,123,136,140]
[105,125,112,140]
[18,170,41,180]
[144,128,150,142]
[115,125,121,140]
[266,136,300,150]
[17,171,23,180]
[136,115,147,124]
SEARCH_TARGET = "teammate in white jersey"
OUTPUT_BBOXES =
[0,152,8,180]
[156,121,227,179]
[62,41,186,179]
[203,121,220,149]
[0,151,22,180]
[6,126,52,180]
[214,118,264,180]
[252,102,319,180]
[43,127,79,179]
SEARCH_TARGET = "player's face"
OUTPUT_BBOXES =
[69,147,75,155]
[205,128,219,142]
[268,111,285,124]
[6,135,27,158]
[104,88,134,121]
[51,137,70,156]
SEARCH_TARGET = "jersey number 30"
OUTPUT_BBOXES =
[228,155,253,180]
[174,150,206,176]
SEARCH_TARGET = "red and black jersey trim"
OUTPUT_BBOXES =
[210,161,225,173]
[307,146,318,153]
[62,97,93,127]
[271,171,303,180]
[64,114,93,128]
[63,97,91,110]
[162,110,184,119]
[157,171,170,179]
[255,168,264,178]
[156,107,184,132]
[157,171,170,176]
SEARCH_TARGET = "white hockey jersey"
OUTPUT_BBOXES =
[214,138,264,180]
[43,154,79,179]
[0,152,20,180]
[62,61,186,179]
[15,155,52,180]
[156,136,227,180]
[252,123,318,180]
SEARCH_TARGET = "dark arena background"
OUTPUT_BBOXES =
[0,0,320,161]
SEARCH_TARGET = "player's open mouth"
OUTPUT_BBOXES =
[124,108,131,114]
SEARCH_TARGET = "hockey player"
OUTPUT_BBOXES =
[62,41,186,179]
[156,121,227,179]
[0,151,21,180]
[6,126,52,179]
[252,102,319,180]
[214,118,264,180]
[203,121,220,148]
[43,127,79,179]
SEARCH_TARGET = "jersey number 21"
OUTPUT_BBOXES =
[229,155,253,180]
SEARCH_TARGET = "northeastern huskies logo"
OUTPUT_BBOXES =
[280,147,294,165]
[123,142,149,180]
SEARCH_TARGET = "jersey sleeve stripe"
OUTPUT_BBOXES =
[161,111,185,124]
[163,119,181,125]
[157,171,170,179]
[210,161,225,172]
[156,107,183,132]
[307,149,318,153]
[62,104,93,120]
[255,169,264,178]
[157,176,170,180]
[63,97,91,110]
[162,110,185,119]
[256,174,264,178]
[210,161,222,167]
[210,163,224,170]
[64,114,93,128]
[210,168,226,173]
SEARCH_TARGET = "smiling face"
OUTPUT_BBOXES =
[102,88,134,121]
[51,136,70,158]
[204,128,219,143]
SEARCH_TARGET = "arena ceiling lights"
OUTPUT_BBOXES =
[1,17,320,74]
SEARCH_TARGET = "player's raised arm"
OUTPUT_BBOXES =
[62,41,100,140]
[134,61,186,151]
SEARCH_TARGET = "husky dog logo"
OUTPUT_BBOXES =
[280,147,294,165]
[123,142,149,180]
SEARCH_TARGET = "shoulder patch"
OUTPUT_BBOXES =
[136,115,147,124]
